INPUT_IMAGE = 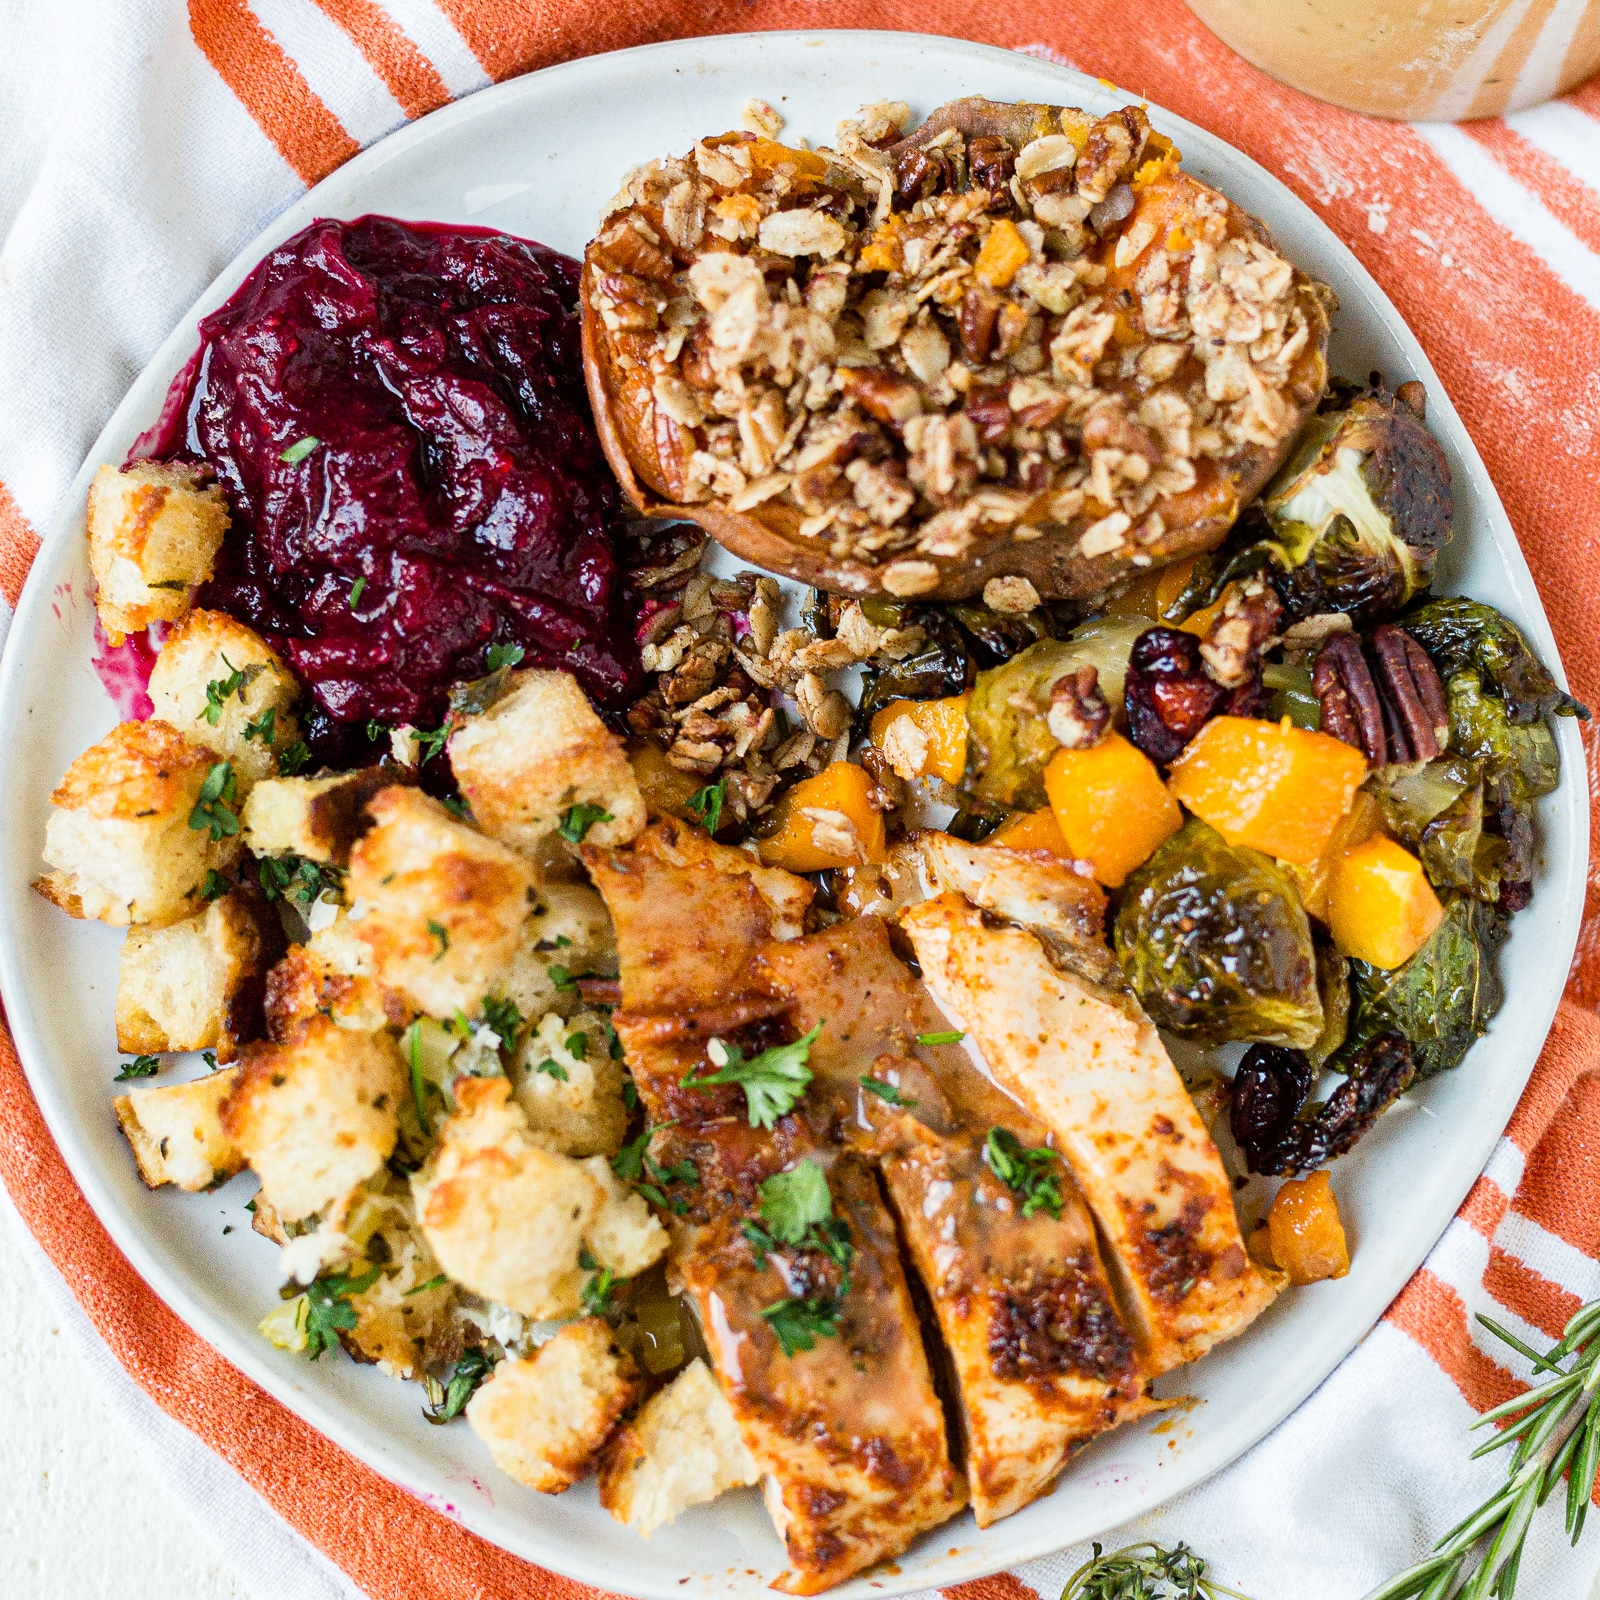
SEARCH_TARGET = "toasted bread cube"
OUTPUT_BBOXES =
[346,787,537,1018]
[38,719,242,927]
[413,1077,604,1319]
[468,1318,644,1493]
[447,670,646,855]
[221,1014,405,1222]
[87,461,229,637]
[115,1068,243,1191]
[499,881,618,1023]
[336,1185,457,1379]
[598,1358,760,1535]
[511,1010,629,1159]
[115,891,269,1062]
[242,767,401,865]
[580,1155,668,1278]
[146,611,300,793]
[263,915,393,1041]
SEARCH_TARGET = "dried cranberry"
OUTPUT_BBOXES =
[1124,626,1226,765]
[1230,1045,1314,1174]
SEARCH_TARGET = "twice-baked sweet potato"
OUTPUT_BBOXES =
[582,97,1331,602]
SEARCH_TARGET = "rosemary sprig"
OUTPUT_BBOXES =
[1364,1298,1600,1600]
[1062,1541,1250,1599]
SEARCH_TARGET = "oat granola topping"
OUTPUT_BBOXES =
[584,97,1331,602]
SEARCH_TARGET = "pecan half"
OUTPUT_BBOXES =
[1372,624,1448,763]
[1125,626,1226,765]
[968,135,1016,204]
[1047,665,1111,750]
[1313,633,1388,763]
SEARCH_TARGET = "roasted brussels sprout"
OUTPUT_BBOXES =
[1231,1033,1415,1176]
[1261,659,1321,730]
[1258,390,1453,623]
[1113,818,1324,1048]
[1444,671,1562,805]
[962,618,1148,809]
[1330,894,1506,1081]
[857,607,976,717]
[1403,597,1585,725]
[1365,757,1509,901]
[947,602,1054,666]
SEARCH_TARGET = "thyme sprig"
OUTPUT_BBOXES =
[1364,1299,1600,1600]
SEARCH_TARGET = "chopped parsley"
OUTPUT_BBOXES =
[279,436,320,465]
[757,1161,833,1243]
[259,854,345,908]
[299,1264,381,1358]
[916,1029,965,1047]
[200,868,232,902]
[558,802,613,844]
[348,576,367,610]
[762,1296,843,1357]
[579,1247,615,1315]
[983,1127,1065,1220]
[449,643,526,718]
[548,964,578,991]
[403,1021,432,1137]
[611,1122,696,1212]
[115,1054,160,1081]
[410,723,451,764]
[859,1075,917,1108]
[423,1345,495,1424]
[242,706,276,747]
[441,796,471,819]
[566,1032,588,1059]
[687,778,726,835]
[188,762,239,841]
[202,1051,219,1071]
[682,1022,821,1130]
[365,719,387,743]
[486,642,525,672]
[479,996,523,1048]
[202,655,263,725]
[746,1163,855,1353]
[404,1274,449,1298]
[427,919,450,961]
[535,1058,569,1082]
[277,739,312,775]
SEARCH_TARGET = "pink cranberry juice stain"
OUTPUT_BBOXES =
[138,215,640,766]
[92,615,159,721]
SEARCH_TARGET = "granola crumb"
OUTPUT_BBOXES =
[740,98,785,137]
[982,575,1041,615]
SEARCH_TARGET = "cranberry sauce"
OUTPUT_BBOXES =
[139,216,639,762]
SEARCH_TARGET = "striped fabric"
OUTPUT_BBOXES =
[1,3,1598,1595]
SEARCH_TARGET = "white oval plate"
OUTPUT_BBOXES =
[0,30,1588,1600]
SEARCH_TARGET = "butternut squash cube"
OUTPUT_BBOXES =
[1168,716,1368,864]
[1288,789,1386,922]
[1266,1171,1350,1286]
[757,762,886,873]
[974,218,1031,289]
[989,806,1071,855]
[1325,834,1445,970]
[1043,731,1182,888]
[868,694,970,784]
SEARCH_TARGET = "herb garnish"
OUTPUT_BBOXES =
[762,1297,843,1357]
[427,919,450,961]
[687,778,726,835]
[410,723,451,764]
[751,1163,853,1356]
[404,1274,449,1298]
[558,802,614,844]
[859,1075,917,1108]
[916,1029,965,1047]
[202,655,263,725]
[242,706,276,746]
[579,1247,615,1315]
[277,739,312,775]
[535,1058,569,1081]
[1062,1542,1250,1599]
[479,996,523,1049]
[449,643,526,718]
[259,853,345,908]
[280,436,319,465]
[200,868,232,902]
[403,1020,432,1137]
[348,576,367,609]
[115,1054,160,1081]
[983,1127,1065,1219]
[298,1264,381,1358]
[188,762,239,841]
[682,1022,822,1130]
[423,1345,494,1424]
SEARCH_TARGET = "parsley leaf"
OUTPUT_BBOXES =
[859,1075,917,1108]
[423,1346,495,1424]
[404,1274,449,1298]
[916,1029,965,1047]
[610,1123,662,1184]
[566,1032,588,1059]
[486,642,525,672]
[200,868,232,902]
[682,1022,821,1130]
[202,1051,218,1070]
[301,1265,381,1358]
[687,778,726,835]
[758,1161,833,1245]
[348,576,367,609]
[558,802,614,844]
[427,919,450,961]
[280,436,319,465]
[547,963,578,991]
[115,1054,160,1081]
[579,1247,615,1315]
[188,762,239,841]
[762,1296,843,1357]
[480,996,523,1048]
[536,1058,569,1081]
[403,1021,432,1137]
[410,723,451,764]
[277,739,312,775]
[441,795,471,819]
[242,706,277,746]
[449,644,527,719]
[983,1127,1064,1219]
[202,655,263,726]
[260,854,346,908]
[365,719,387,744]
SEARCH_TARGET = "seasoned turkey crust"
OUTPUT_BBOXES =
[582,97,1331,601]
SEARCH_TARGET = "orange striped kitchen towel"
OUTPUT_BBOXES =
[1,3,1599,1596]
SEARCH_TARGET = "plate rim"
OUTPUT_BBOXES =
[0,28,1588,1599]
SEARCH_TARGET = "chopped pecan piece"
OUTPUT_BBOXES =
[1047,666,1111,750]
[1199,578,1282,690]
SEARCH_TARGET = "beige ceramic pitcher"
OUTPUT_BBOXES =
[1185,0,1600,119]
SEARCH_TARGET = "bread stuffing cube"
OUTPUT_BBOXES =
[264,914,394,1041]
[146,611,300,793]
[412,1077,604,1319]
[242,766,402,865]
[498,880,618,1023]
[37,718,242,926]
[221,1014,405,1222]
[87,460,229,637]
[580,1155,668,1278]
[510,1009,628,1158]
[598,1358,759,1535]
[114,1067,244,1191]
[467,1318,644,1493]
[115,890,269,1061]
[346,786,537,1018]
[447,670,646,855]
[336,1185,457,1379]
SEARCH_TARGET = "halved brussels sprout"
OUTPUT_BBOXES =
[1259,391,1453,623]
[1113,817,1324,1048]
[1446,671,1561,805]
[1403,597,1585,725]
[1330,894,1506,1081]
[962,618,1149,809]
